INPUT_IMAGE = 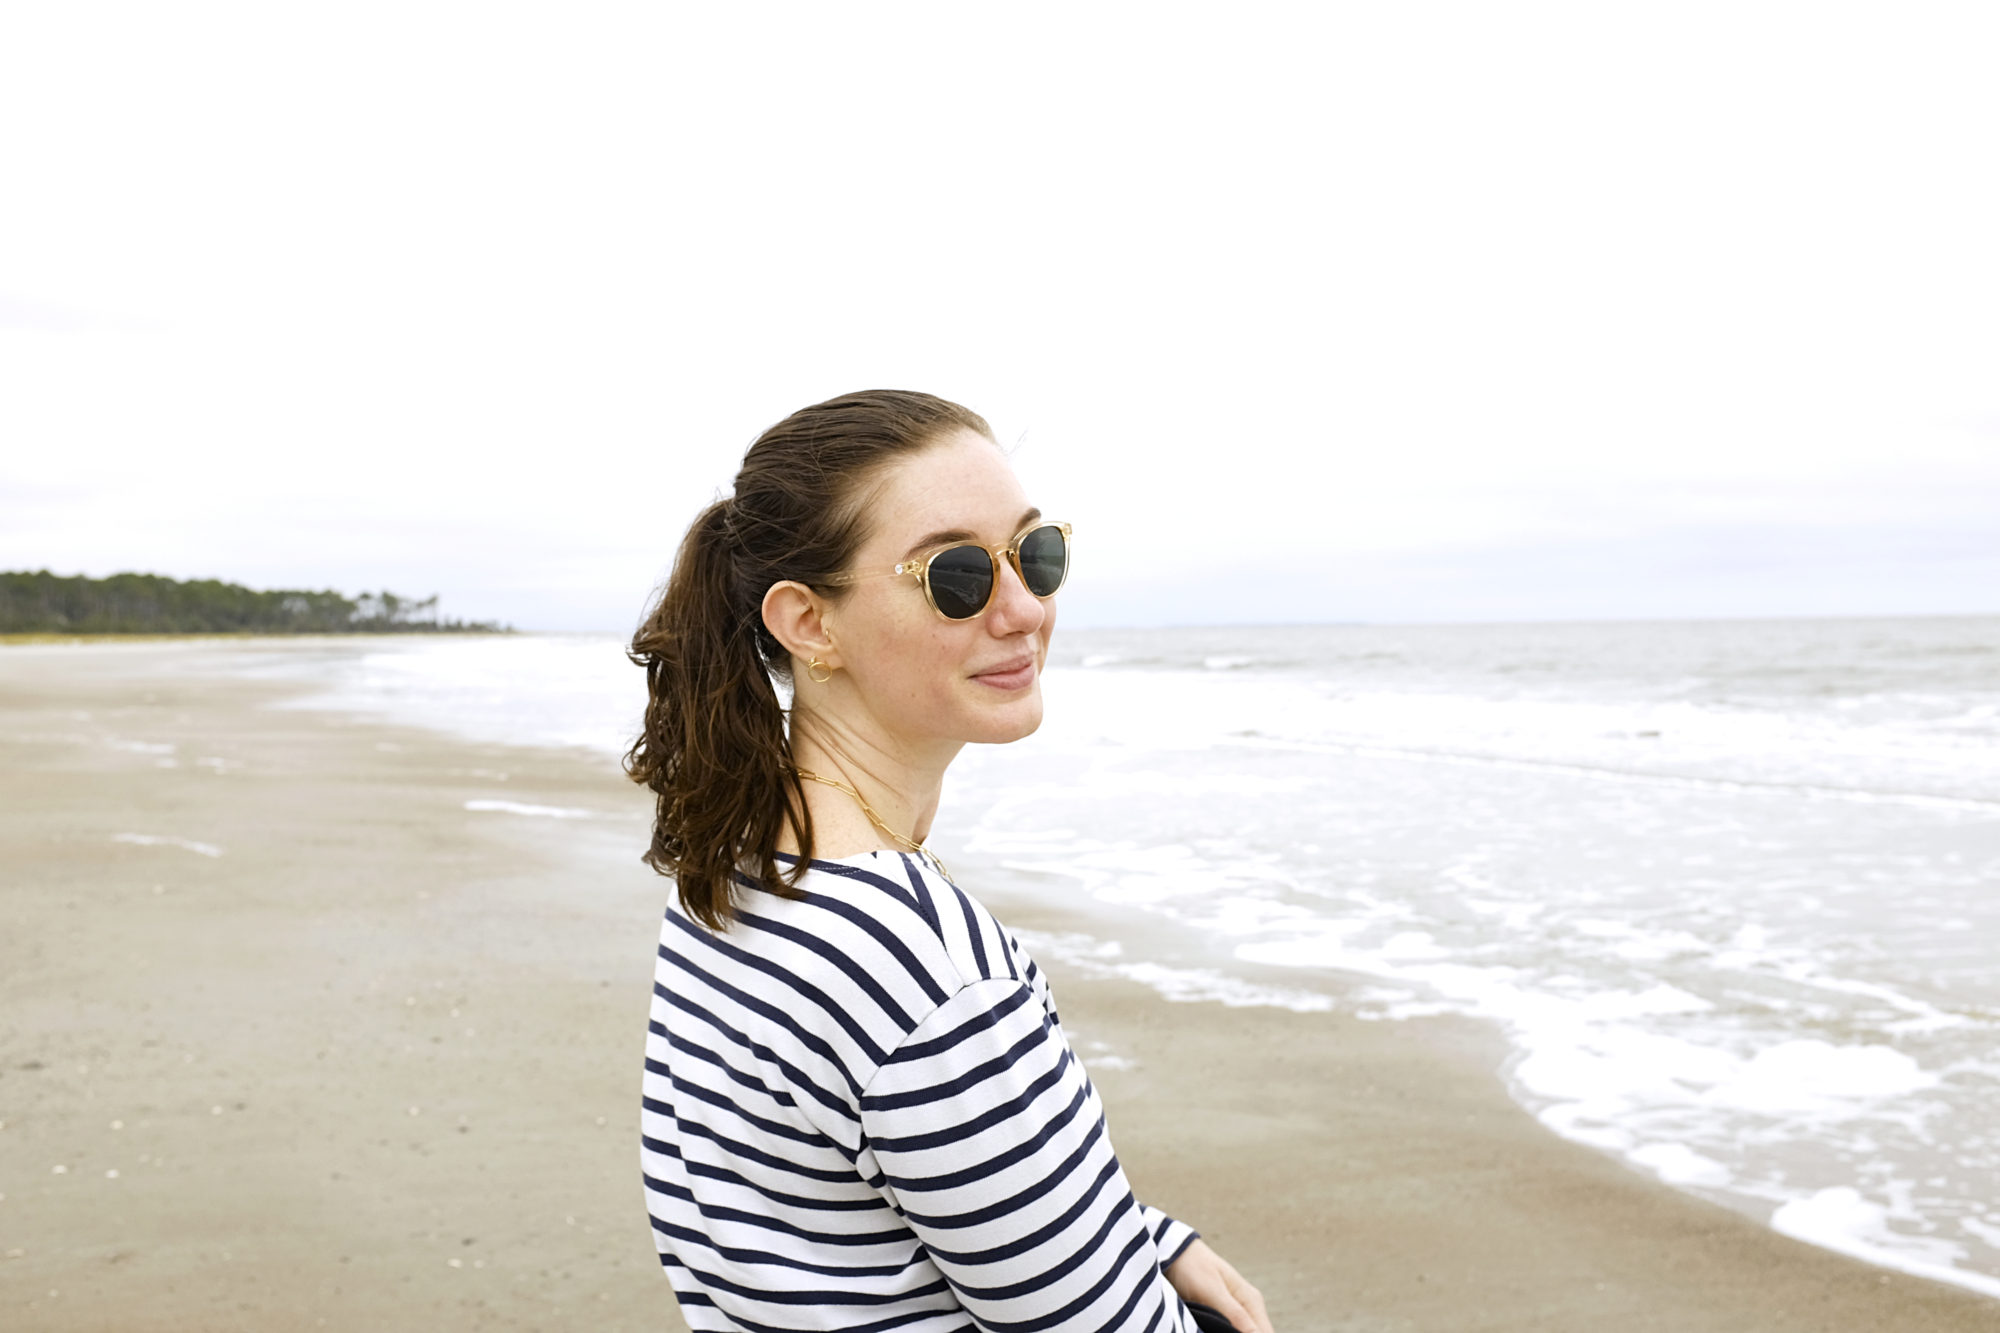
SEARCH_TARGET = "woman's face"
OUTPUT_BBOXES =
[819,429,1057,753]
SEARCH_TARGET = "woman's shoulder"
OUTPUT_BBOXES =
[738,851,1024,994]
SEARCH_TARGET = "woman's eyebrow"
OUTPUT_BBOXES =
[899,508,1041,561]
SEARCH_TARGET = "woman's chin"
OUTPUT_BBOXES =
[963,691,1044,745]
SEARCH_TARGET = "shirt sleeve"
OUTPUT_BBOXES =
[859,978,1196,1332]
[1137,1203,1200,1270]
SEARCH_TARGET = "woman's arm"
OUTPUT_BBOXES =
[1136,1201,1201,1270]
[860,977,1194,1330]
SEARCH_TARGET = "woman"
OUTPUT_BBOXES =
[627,390,1273,1332]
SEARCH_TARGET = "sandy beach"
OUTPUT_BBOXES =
[3,640,1996,1331]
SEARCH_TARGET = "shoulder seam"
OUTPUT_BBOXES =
[855,975,1035,1103]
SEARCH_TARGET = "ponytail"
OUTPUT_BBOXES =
[625,500,811,930]
[625,390,996,928]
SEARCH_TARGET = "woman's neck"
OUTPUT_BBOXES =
[783,715,960,859]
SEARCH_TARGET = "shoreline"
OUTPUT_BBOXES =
[3,641,1996,1329]
[0,630,519,645]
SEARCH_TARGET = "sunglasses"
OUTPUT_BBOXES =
[824,520,1072,621]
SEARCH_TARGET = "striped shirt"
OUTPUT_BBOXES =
[640,849,1202,1332]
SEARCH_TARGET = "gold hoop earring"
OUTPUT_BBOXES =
[806,657,834,684]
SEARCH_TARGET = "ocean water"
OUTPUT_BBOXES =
[251,618,2000,1299]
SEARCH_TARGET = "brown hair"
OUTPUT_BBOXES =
[625,389,995,930]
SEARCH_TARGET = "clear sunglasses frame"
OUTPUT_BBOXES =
[820,520,1073,621]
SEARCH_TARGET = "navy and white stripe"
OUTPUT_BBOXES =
[641,850,1200,1331]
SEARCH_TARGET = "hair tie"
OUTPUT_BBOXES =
[714,495,743,549]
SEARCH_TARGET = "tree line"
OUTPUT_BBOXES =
[0,571,510,634]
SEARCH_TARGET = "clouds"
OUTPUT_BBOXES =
[2,3,1996,629]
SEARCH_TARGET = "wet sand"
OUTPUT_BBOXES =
[2,641,1995,1331]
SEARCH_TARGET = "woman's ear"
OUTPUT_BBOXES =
[761,580,838,670]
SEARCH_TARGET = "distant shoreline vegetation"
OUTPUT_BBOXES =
[0,570,511,635]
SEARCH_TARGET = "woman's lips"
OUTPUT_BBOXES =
[971,657,1037,691]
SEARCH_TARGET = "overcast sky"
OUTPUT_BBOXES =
[4,3,1996,631]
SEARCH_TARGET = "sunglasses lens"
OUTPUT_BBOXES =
[1016,524,1068,598]
[925,544,994,620]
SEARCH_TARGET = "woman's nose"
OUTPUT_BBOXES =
[985,554,1047,635]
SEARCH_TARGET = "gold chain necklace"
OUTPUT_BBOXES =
[791,768,952,881]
